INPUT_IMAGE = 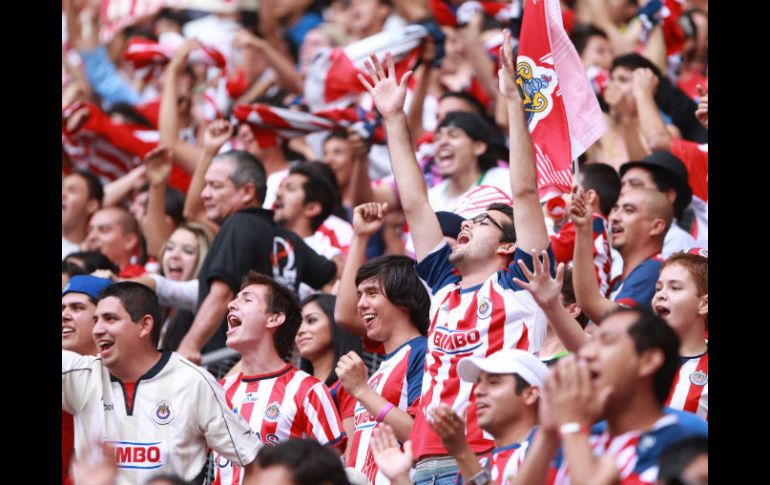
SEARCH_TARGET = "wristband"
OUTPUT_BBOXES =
[559,422,589,436]
[375,403,395,423]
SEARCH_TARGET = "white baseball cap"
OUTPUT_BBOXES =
[457,349,549,388]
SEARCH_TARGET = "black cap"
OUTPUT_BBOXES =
[619,150,692,207]
[436,211,465,239]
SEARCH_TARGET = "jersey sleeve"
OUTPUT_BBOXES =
[406,338,428,407]
[62,350,97,414]
[194,365,261,467]
[303,382,348,451]
[499,246,556,290]
[335,386,357,420]
[613,259,662,309]
[415,242,459,294]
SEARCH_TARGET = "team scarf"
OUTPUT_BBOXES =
[232,103,384,149]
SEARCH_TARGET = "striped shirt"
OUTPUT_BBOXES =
[213,364,346,485]
[471,428,536,484]
[547,409,708,485]
[346,337,427,485]
[666,350,708,421]
[410,243,550,459]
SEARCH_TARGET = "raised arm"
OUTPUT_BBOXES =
[334,202,387,336]
[233,30,304,94]
[142,146,175,258]
[499,30,550,253]
[569,187,617,323]
[632,68,672,152]
[182,119,233,227]
[159,39,205,174]
[177,279,233,365]
[359,53,442,260]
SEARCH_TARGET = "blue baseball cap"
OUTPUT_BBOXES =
[62,275,113,300]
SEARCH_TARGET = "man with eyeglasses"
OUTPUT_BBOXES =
[358,34,553,484]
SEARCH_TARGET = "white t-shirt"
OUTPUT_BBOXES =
[62,350,260,484]
[428,166,511,212]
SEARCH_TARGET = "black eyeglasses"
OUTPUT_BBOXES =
[470,213,514,241]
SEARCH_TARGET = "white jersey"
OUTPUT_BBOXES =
[62,350,260,485]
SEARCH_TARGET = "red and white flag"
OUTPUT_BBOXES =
[516,0,606,201]
[304,25,428,111]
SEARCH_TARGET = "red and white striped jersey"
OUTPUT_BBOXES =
[671,140,708,246]
[547,410,708,485]
[62,351,261,485]
[308,214,354,259]
[551,214,613,297]
[213,364,346,485]
[410,243,549,459]
[346,337,427,485]
[479,428,536,484]
[666,350,708,421]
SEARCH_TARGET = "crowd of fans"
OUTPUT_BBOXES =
[61,0,708,484]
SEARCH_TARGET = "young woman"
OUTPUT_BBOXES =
[296,294,364,407]
[653,250,708,420]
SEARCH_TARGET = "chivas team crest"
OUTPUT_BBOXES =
[153,400,173,425]
[515,55,558,130]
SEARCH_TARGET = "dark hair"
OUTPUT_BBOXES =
[580,163,621,217]
[644,165,691,221]
[611,53,663,79]
[606,307,680,405]
[256,439,350,485]
[154,8,189,29]
[289,162,342,231]
[136,184,186,225]
[240,271,302,359]
[108,103,154,128]
[560,268,589,328]
[657,436,708,483]
[62,261,88,281]
[73,169,104,205]
[486,202,516,243]
[438,91,487,116]
[355,255,430,336]
[323,129,350,146]
[512,373,531,395]
[570,23,609,56]
[98,282,163,347]
[165,187,186,225]
[215,150,268,204]
[64,250,121,274]
[298,294,364,387]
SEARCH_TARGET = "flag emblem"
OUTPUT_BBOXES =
[516,56,557,129]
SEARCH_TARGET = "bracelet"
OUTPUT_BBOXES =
[559,422,589,436]
[375,403,395,423]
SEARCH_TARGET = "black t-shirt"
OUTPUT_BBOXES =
[197,207,337,353]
